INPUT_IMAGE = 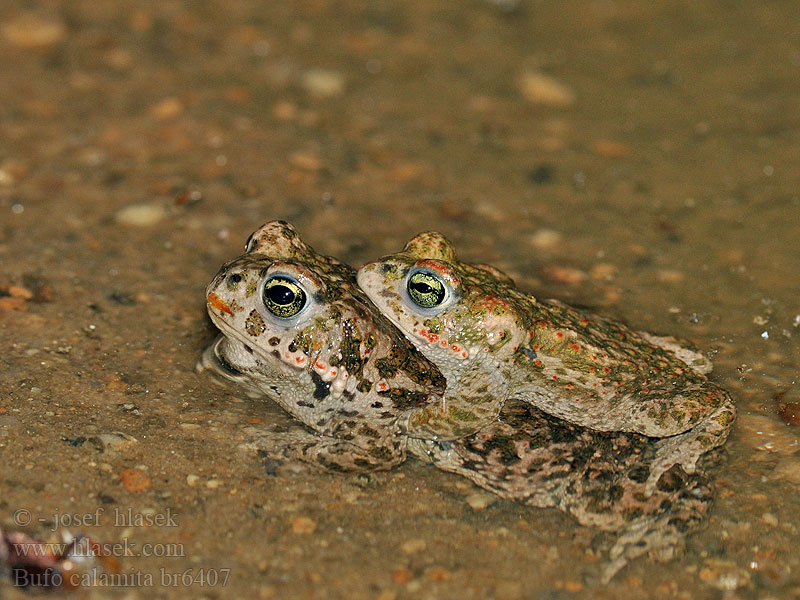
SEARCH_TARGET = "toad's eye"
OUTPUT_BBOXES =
[262,276,307,318]
[407,271,446,308]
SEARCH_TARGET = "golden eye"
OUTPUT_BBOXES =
[263,276,307,318]
[407,271,446,308]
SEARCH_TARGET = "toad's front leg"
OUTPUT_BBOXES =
[281,426,408,472]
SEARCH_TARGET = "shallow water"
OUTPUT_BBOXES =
[1,1,799,598]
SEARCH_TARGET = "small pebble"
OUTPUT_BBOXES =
[400,538,427,554]
[302,69,345,98]
[205,479,222,489]
[2,14,65,49]
[425,567,452,582]
[115,203,167,227]
[657,270,686,284]
[288,150,323,171]
[0,296,27,311]
[760,512,779,526]
[698,559,750,591]
[589,263,617,281]
[541,264,587,285]
[519,71,575,107]
[591,139,630,158]
[290,516,317,534]
[388,161,426,184]
[8,285,33,299]
[562,580,583,593]
[119,467,152,492]
[88,432,138,452]
[391,568,414,584]
[528,164,555,184]
[528,229,562,250]
[465,491,497,510]
[186,474,200,487]
[149,97,184,120]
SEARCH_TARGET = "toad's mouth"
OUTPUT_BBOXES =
[206,336,243,376]
[206,308,311,380]
[198,334,245,382]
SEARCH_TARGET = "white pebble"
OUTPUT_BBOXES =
[465,492,497,510]
[302,69,345,98]
[519,71,576,107]
[528,229,562,250]
[115,203,167,227]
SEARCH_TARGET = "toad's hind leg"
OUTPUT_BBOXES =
[555,445,717,583]
[406,401,586,506]
[408,401,718,582]
[645,394,735,495]
[599,468,713,583]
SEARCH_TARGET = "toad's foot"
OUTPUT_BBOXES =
[601,469,713,583]
[646,396,735,495]
[244,425,408,472]
[281,433,407,472]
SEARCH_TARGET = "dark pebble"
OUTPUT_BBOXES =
[528,164,555,184]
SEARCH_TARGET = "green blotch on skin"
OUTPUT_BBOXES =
[336,324,365,379]
[245,278,258,297]
[716,409,735,427]
[293,330,314,354]
[448,406,478,422]
[382,264,402,281]
[424,318,443,334]
[245,310,266,336]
